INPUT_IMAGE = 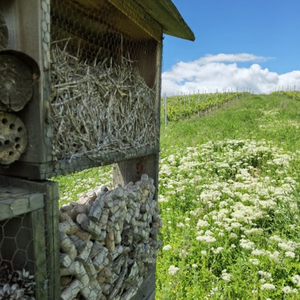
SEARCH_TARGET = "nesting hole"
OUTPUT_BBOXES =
[2,118,8,124]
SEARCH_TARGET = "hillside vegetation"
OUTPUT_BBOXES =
[156,93,300,299]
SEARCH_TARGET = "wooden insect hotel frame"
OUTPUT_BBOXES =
[0,0,194,299]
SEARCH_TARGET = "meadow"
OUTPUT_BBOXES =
[56,92,300,299]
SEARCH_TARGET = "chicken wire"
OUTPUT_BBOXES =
[0,186,47,300]
[45,0,159,163]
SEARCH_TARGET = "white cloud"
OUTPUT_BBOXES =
[162,53,300,95]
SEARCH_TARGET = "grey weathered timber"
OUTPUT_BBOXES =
[134,0,195,41]
[0,145,158,180]
[30,209,48,300]
[0,186,44,221]
[131,267,156,300]
[0,175,60,300]
[113,153,159,186]
[0,10,8,49]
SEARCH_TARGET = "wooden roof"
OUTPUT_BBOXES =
[134,0,195,41]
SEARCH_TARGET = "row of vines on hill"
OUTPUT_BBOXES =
[271,90,300,100]
[161,91,249,122]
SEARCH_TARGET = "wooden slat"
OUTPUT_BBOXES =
[131,267,156,300]
[0,145,159,180]
[107,0,162,41]
[31,209,48,300]
[134,0,195,41]
[0,190,44,221]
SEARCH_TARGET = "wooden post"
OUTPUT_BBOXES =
[164,93,167,127]
[198,90,200,117]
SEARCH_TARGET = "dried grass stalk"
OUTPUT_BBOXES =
[50,40,158,162]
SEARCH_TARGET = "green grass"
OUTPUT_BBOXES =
[157,93,300,299]
[55,93,300,299]
[160,94,300,153]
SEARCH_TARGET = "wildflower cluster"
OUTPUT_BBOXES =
[157,139,300,299]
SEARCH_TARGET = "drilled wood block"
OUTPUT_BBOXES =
[0,112,28,165]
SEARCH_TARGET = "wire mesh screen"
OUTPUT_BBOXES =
[0,186,47,300]
[48,0,159,163]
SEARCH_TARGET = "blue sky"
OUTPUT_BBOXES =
[162,0,300,94]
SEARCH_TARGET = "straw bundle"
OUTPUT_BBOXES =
[50,41,158,162]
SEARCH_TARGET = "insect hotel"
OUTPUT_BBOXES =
[0,0,194,299]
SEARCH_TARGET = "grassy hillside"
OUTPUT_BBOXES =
[156,93,300,299]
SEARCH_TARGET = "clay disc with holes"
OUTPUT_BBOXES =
[0,11,8,50]
[0,55,33,111]
[0,112,27,165]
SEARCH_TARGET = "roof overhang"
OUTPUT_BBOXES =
[134,0,195,41]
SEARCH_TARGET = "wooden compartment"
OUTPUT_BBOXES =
[0,185,47,299]
[0,0,163,180]
[0,175,60,300]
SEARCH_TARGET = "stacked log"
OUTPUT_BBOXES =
[59,174,162,300]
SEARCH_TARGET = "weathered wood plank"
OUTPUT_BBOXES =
[0,190,44,221]
[31,209,48,300]
[107,0,162,41]
[131,267,156,300]
[113,154,159,186]
[0,145,159,180]
[134,0,195,41]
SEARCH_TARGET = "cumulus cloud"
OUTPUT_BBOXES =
[162,53,300,95]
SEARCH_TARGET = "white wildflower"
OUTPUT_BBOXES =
[278,242,295,252]
[291,275,300,286]
[258,271,272,278]
[212,247,224,254]
[221,269,231,282]
[168,265,180,276]
[282,286,292,294]
[240,239,255,250]
[163,245,172,251]
[285,251,296,258]
[196,219,209,228]
[196,235,216,243]
[261,283,276,290]
[249,258,259,265]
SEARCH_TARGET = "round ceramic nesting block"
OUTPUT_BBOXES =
[0,11,8,50]
[0,112,27,165]
[0,54,33,111]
